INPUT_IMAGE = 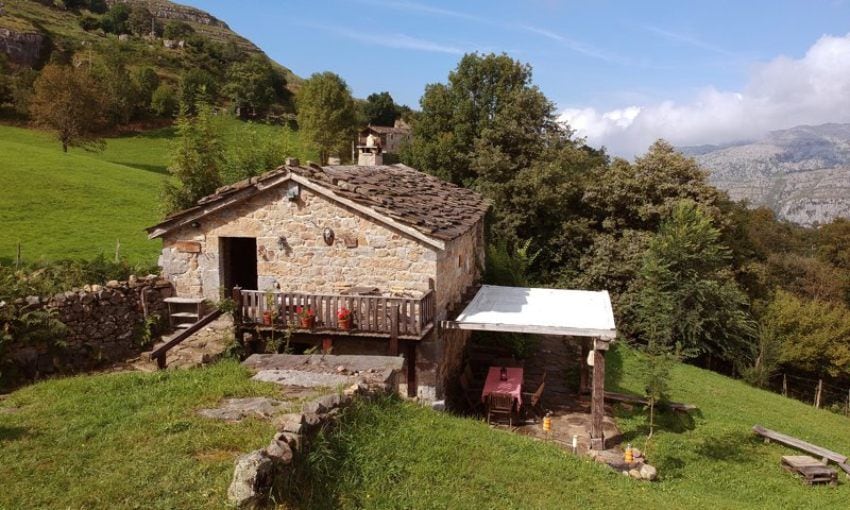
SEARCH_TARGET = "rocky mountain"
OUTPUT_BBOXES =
[0,0,300,85]
[681,124,850,225]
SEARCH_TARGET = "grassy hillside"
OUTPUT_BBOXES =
[289,344,850,509]
[2,346,850,508]
[0,361,283,509]
[0,121,307,264]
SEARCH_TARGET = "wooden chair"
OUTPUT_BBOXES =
[487,391,515,426]
[522,370,547,420]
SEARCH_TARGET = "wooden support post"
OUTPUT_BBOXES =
[407,341,417,398]
[232,286,243,326]
[154,353,165,370]
[590,347,606,450]
[389,304,399,356]
[782,373,788,397]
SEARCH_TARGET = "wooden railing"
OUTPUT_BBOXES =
[234,288,436,338]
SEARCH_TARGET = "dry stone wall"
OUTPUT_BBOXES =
[1,276,171,386]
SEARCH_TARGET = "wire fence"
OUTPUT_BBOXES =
[767,372,850,416]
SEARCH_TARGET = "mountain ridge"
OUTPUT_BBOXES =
[681,123,850,225]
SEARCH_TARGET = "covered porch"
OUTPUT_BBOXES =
[445,285,617,450]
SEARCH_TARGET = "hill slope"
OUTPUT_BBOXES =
[682,123,850,225]
[291,344,850,508]
[0,0,300,86]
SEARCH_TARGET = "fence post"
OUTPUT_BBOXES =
[815,379,823,409]
[782,373,788,397]
[231,286,243,326]
[115,239,121,263]
[15,241,21,270]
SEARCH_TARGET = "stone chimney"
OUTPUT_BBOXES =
[356,130,384,166]
[285,157,299,166]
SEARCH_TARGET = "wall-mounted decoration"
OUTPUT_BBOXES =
[286,183,301,201]
[323,227,335,246]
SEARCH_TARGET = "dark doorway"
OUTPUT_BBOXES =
[220,237,258,292]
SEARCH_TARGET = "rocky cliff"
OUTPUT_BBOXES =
[681,123,850,225]
[106,0,229,28]
[0,28,46,66]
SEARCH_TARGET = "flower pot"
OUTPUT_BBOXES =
[339,317,351,330]
[262,311,272,326]
[300,316,315,329]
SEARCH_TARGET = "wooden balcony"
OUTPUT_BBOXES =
[233,288,437,340]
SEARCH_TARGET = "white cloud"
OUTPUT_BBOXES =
[308,25,464,54]
[559,34,850,157]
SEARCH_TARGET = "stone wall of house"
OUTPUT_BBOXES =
[0,276,171,387]
[159,184,438,301]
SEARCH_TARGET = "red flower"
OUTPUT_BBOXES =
[337,307,351,320]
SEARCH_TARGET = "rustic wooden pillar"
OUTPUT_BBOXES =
[231,286,243,325]
[389,304,400,356]
[590,345,606,450]
[407,341,417,398]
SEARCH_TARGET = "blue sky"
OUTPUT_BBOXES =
[183,0,850,155]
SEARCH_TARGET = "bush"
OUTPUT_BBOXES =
[162,20,194,40]
[150,84,178,117]
[78,15,100,31]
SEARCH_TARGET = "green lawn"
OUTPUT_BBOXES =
[0,361,284,510]
[287,344,850,509]
[0,122,306,265]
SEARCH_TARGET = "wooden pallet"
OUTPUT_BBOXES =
[781,455,838,486]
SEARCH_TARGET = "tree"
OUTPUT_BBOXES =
[132,67,160,117]
[128,4,158,37]
[296,72,357,164]
[100,3,131,34]
[91,48,138,126]
[163,99,225,212]
[29,64,107,152]
[362,91,400,126]
[163,20,194,40]
[150,84,178,117]
[179,69,219,112]
[224,56,278,118]
[633,200,756,362]
[402,53,559,187]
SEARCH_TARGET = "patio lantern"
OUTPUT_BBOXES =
[499,366,508,381]
[543,413,552,433]
[624,443,634,463]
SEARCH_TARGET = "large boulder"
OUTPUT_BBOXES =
[227,450,274,509]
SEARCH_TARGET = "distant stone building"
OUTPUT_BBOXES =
[357,119,412,154]
[147,157,488,401]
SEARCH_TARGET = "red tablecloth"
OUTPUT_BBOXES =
[481,366,523,407]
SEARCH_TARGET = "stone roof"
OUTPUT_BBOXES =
[147,163,489,244]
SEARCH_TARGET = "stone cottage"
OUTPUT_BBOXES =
[146,158,488,400]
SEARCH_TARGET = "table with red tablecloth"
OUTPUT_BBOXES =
[480,366,523,408]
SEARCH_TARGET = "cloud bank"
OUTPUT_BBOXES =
[559,34,850,158]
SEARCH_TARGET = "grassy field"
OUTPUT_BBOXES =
[3,346,850,508]
[0,122,306,265]
[0,361,286,510]
[287,344,850,509]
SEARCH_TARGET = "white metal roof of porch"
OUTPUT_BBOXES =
[448,285,617,340]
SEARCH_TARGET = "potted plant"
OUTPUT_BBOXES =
[296,306,316,329]
[337,306,352,330]
[263,291,275,326]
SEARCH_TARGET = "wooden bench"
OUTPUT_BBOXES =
[781,455,838,486]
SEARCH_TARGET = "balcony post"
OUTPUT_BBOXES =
[231,286,243,326]
[389,304,399,356]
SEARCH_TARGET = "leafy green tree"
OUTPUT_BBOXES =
[100,3,131,34]
[179,69,219,112]
[402,53,558,187]
[221,124,287,183]
[150,84,178,118]
[765,290,850,379]
[132,67,160,117]
[362,91,400,126]
[163,20,195,40]
[633,200,756,362]
[163,99,225,212]
[127,4,159,37]
[296,71,357,164]
[224,56,278,118]
[91,48,138,125]
[29,63,107,152]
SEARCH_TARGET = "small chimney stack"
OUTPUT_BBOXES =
[285,157,299,167]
